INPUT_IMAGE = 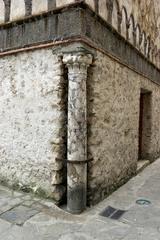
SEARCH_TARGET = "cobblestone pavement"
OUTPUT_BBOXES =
[0,159,160,239]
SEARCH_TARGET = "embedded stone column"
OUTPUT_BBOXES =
[63,52,92,214]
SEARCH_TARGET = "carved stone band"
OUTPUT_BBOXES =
[63,53,93,70]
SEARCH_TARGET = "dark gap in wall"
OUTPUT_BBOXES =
[24,0,32,16]
[48,0,56,10]
[60,66,68,205]
[94,0,99,14]
[138,89,152,160]
[3,0,11,22]
[106,0,113,24]
[86,65,95,206]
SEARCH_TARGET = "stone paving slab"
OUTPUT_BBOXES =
[0,205,39,225]
[0,160,160,239]
[0,198,24,214]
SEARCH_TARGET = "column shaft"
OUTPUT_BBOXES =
[63,53,92,213]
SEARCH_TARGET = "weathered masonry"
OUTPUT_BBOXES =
[0,0,160,214]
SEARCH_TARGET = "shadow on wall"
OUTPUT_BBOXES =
[0,0,159,67]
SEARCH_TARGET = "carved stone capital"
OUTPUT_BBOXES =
[63,52,93,70]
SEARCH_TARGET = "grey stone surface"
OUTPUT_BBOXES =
[0,205,39,225]
[0,197,23,214]
[0,159,159,239]
[0,6,159,207]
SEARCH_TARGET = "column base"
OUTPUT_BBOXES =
[67,183,86,214]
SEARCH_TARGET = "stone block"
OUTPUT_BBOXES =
[98,0,108,21]
[51,158,64,171]
[10,0,25,21]
[85,0,95,10]
[0,0,5,24]
[52,185,66,201]
[32,0,48,15]
[51,171,64,185]
[56,0,75,8]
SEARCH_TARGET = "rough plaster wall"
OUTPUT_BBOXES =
[125,0,160,65]
[121,0,160,46]
[0,48,66,199]
[87,50,160,205]
[107,0,160,46]
[97,0,160,65]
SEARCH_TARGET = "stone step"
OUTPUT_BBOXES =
[137,160,150,173]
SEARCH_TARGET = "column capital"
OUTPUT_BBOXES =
[62,52,93,67]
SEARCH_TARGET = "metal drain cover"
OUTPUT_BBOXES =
[100,206,127,220]
[136,199,151,206]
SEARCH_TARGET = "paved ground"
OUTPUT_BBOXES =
[0,159,160,239]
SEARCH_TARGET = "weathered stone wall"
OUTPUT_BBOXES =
[87,50,160,205]
[95,0,160,68]
[0,48,66,201]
